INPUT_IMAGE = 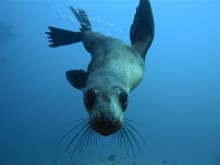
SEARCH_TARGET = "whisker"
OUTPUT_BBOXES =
[116,131,123,148]
[57,118,89,145]
[112,132,117,145]
[58,117,145,159]
[65,122,88,152]
[117,129,127,151]
[123,124,143,158]
[118,128,128,153]
[94,129,99,146]
[74,127,88,153]
[87,128,94,147]
[84,127,90,148]
[66,117,90,126]
[124,120,146,146]
[114,131,122,148]
[124,118,145,127]
[71,126,91,158]
[121,127,135,158]
[78,127,92,152]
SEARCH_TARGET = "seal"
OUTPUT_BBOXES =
[46,0,154,137]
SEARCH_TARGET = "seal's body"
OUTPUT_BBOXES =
[46,0,154,136]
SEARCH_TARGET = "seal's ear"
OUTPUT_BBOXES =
[66,70,87,90]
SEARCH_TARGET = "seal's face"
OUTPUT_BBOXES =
[83,86,128,136]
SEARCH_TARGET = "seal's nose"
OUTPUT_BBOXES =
[90,113,121,136]
[100,113,113,126]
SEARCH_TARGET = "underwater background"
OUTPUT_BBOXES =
[0,0,219,165]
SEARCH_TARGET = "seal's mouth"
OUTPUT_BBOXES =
[59,117,145,158]
[90,116,122,136]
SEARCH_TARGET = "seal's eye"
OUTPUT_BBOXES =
[84,89,96,107]
[119,92,128,110]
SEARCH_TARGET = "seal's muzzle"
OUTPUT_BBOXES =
[90,113,122,136]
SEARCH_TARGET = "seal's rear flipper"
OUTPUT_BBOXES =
[66,70,87,90]
[46,26,82,47]
[69,6,91,32]
[130,0,154,58]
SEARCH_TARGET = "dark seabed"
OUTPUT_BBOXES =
[0,0,219,165]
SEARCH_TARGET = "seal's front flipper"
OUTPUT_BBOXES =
[66,70,87,90]
[46,26,82,47]
[130,0,154,58]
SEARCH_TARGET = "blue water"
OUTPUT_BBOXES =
[0,0,219,165]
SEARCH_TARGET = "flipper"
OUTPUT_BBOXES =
[66,70,87,90]
[130,0,154,58]
[45,6,92,48]
[69,6,91,31]
[45,26,82,48]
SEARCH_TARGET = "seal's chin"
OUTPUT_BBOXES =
[90,116,122,136]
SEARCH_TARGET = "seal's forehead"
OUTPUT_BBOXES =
[85,85,128,95]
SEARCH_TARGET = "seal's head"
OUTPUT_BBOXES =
[83,85,129,136]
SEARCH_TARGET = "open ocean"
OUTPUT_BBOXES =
[0,0,219,164]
